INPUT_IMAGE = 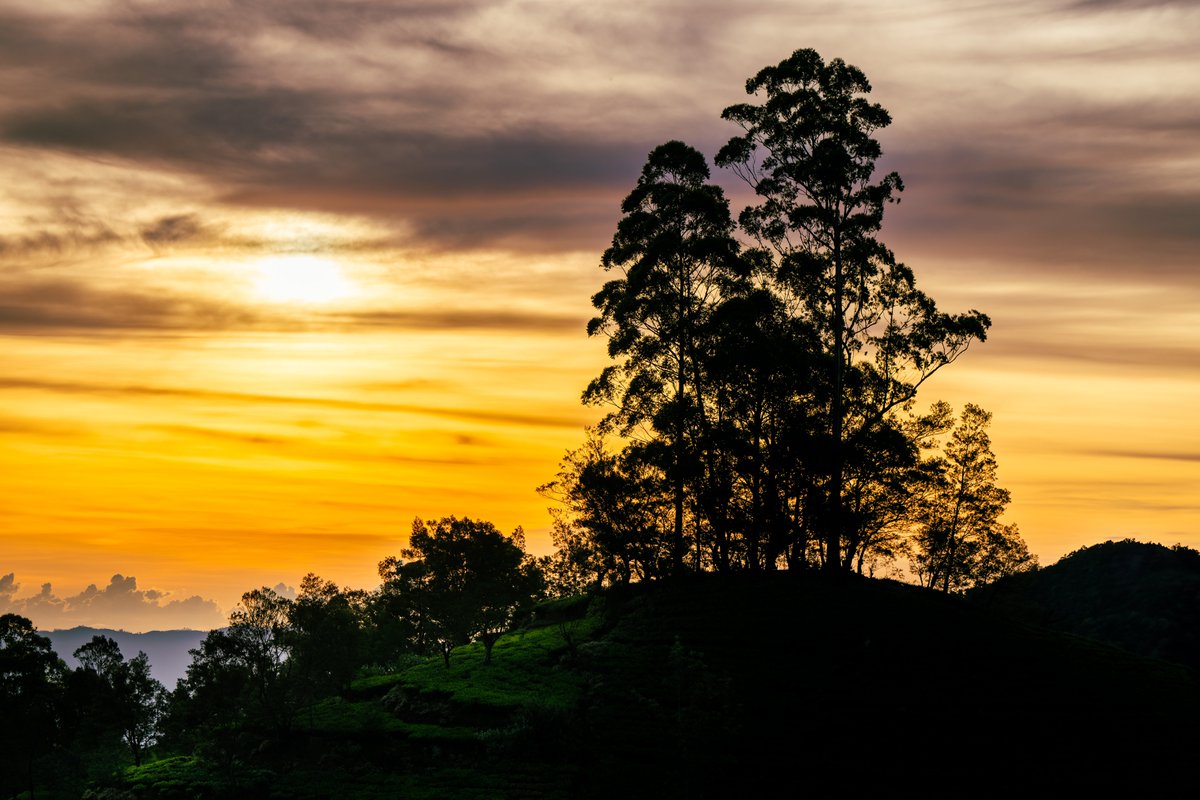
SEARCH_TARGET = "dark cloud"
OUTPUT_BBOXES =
[0,278,264,332]
[146,424,291,447]
[0,2,653,252]
[141,424,501,467]
[0,571,224,631]
[0,268,586,334]
[1,0,1197,267]
[0,414,81,436]
[139,214,208,246]
[1063,0,1196,10]
[885,124,1200,281]
[330,308,585,333]
[0,377,588,429]
[0,223,122,259]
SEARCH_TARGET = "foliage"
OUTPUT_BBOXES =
[72,636,168,766]
[715,48,991,572]
[166,585,297,750]
[538,430,672,585]
[380,516,543,666]
[0,613,67,798]
[289,574,368,700]
[585,140,744,574]
[910,403,1035,591]
[557,48,993,577]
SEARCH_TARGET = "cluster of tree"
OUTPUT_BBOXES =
[542,48,1033,588]
[166,516,541,748]
[0,516,542,792]
[0,614,167,798]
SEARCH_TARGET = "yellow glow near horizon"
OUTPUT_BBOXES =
[252,255,357,304]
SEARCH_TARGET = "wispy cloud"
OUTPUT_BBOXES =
[0,377,587,429]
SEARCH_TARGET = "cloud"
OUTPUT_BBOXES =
[0,377,588,429]
[0,1,657,253]
[328,308,584,333]
[0,277,267,333]
[0,572,225,632]
[1086,449,1200,463]
[140,214,208,247]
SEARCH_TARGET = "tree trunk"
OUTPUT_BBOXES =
[826,227,845,574]
[483,635,496,664]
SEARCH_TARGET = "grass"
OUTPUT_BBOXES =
[351,598,602,714]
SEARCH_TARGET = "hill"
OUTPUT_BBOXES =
[972,539,1200,668]
[45,627,208,687]
[99,573,1198,798]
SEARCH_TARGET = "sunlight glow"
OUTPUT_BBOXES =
[252,255,357,304]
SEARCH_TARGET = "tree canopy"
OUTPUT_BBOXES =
[558,47,1016,583]
[380,516,543,665]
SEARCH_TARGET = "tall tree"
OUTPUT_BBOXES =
[586,140,742,574]
[67,635,166,767]
[289,574,366,699]
[0,614,65,799]
[716,48,991,573]
[168,587,296,736]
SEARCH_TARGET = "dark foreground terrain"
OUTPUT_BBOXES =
[75,570,1198,799]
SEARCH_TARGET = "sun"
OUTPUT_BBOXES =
[251,255,356,304]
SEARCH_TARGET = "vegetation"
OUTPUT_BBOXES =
[551,48,1022,585]
[7,573,1196,797]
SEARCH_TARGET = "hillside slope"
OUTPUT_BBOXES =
[105,573,1198,798]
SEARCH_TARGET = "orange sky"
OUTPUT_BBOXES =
[2,0,1199,630]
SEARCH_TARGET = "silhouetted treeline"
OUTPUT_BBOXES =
[1,516,543,796]
[0,615,167,798]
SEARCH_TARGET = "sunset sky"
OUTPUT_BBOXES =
[2,0,1198,631]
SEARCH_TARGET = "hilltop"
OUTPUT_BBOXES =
[973,539,1200,668]
[96,572,1198,798]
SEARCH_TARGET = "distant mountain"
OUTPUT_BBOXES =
[972,539,1200,668]
[45,627,209,687]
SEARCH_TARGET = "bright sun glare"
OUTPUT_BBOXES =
[252,255,356,304]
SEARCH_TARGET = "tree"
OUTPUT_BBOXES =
[716,49,991,573]
[0,614,65,799]
[586,140,743,574]
[289,574,366,700]
[71,635,166,766]
[119,652,166,766]
[382,516,542,666]
[911,404,1035,591]
[538,429,673,585]
[170,586,297,742]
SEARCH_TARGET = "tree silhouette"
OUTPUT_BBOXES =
[586,141,743,574]
[911,404,1035,591]
[383,516,542,666]
[289,574,366,700]
[716,48,991,572]
[0,614,65,799]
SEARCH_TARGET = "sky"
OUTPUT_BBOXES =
[1,0,1198,631]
